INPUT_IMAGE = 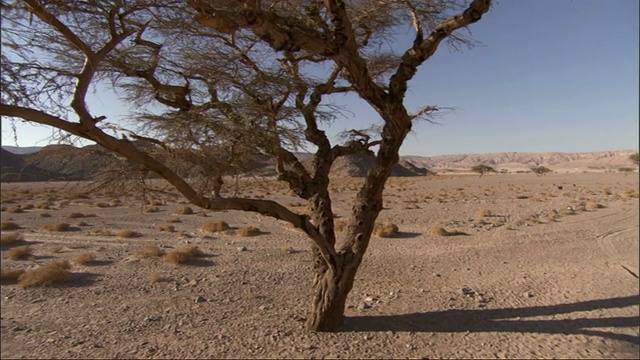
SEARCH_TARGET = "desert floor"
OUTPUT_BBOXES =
[1,172,638,359]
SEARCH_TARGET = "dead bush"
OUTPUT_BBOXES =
[18,260,72,288]
[156,225,175,232]
[39,212,52,218]
[4,245,34,260]
[1,222,20,231]
[67,212,86,218]
[200,221,229,233]
[373,221,399,238]
[41,223,71,232]
[6,206,25,213]
[164,246,204,265]
[475,209,493,218]
[1,232,24,246]
[1,268,26,284]
[73,252,96,265]
[237,226,261,237]
[136,245,165,258]
[117,230,141,238]
[430,226,450,236]
[586,202,605,210]
[88,228,114,236]
[145,206,160,213]
[175,206,194,215]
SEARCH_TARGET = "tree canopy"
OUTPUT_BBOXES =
[0,0,492,331]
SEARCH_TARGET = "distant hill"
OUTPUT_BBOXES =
[402,150,638,173]
[2,146,43,155]
[1,145,636,182]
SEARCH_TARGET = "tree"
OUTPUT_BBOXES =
[530,166,552,176]
[471,164,496,177]
[630,152,640,166]
[0,0,492,331]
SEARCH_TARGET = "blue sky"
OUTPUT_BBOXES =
[2,0,638,156]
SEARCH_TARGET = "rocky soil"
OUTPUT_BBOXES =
[1,172,638,359]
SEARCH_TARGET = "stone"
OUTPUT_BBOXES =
[237,246,247,252]
[357,302,371,310]
[195,296,207,303]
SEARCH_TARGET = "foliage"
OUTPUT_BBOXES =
[471,165,497,175]
[530,166,552,175]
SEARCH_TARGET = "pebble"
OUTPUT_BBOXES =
[195,296,207,303]
[357,302,371,310]
[237,246,247,252]
[524,292,534,298]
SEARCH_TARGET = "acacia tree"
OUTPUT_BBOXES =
[471,164,496,177]
[0,0,492,331]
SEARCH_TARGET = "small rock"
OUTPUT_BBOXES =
[237,246,247,252]
[145,316,160,322]
[195,296,207,303]
[363,335,372,340]
[184,279,197,287]
[259,305,271,310]
[357,302,371,311]
[524,292,534,298]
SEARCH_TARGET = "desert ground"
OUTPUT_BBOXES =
[1,172,638,359]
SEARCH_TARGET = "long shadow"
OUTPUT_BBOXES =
[343,295,640,344]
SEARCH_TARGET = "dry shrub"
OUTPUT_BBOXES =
[96,202,111,208]
[18,260,72,288]
[430,226,450,236]
[73,252,96,265]
[67,212,86,218]
[237,226,261,237]
[147,272,164,283]
[1,222,20,231]
[7,206,24,213]
[145,206,160,213]
[50,246,64,254]
[175,206,193,215]
[1,232,24,246]
[164,217,181,223]
[42,223,71,232]
[374,221,399,238]
[4,245,34,260]
[67,244,87,249]
[1,268,26,284]
[88,228,114,236]
[156,225,175,232]
[586,202,605,210]
[164,246,204,265]
[200,221,229,233]
[136,245,165,258]
[39,212,52,218]
[475,209,493,218]
[117,230,141,238]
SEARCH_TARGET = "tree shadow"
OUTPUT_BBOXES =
[392,232,422,239]
[343,295,640,344]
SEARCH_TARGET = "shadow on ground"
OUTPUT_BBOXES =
[343,295,640,344]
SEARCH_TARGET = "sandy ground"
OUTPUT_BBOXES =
[1,172,638,359]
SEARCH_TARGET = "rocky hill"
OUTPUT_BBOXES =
[402,150,638,173]
[1,146,636,182]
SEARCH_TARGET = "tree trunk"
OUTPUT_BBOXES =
[306,253,360,331]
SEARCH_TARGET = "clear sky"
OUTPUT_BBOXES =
[2,0,638,157]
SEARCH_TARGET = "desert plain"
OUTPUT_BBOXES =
[1,172,638,359]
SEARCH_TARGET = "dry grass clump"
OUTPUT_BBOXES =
[73,252,97,265]
[1,268,26,284]
[237,226,261,237]
[39,212,52,218]
[430,226,450,236]
[4,245,34,260]
[17,260,72,288]
[164,217,181,223]
[175,206,194,215]
[585,201,606,210]
[156,224,175,232]
[74,221,89,227]
[475,209,493,218]
[1,222,21,231]
[200,220,230,233]
[50,246,64,254]
[88,228,114,236]
[67,212,86,218]
[41,223,71,232]
[136,244,165,258]
[164,246,204,265]
[117,230,141,238]
[95,202,111,208]
[147,272,164,283]
[6,206,25,213]
[373,221,399,238]
[1,232,25,246]
[145,206,160,213]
